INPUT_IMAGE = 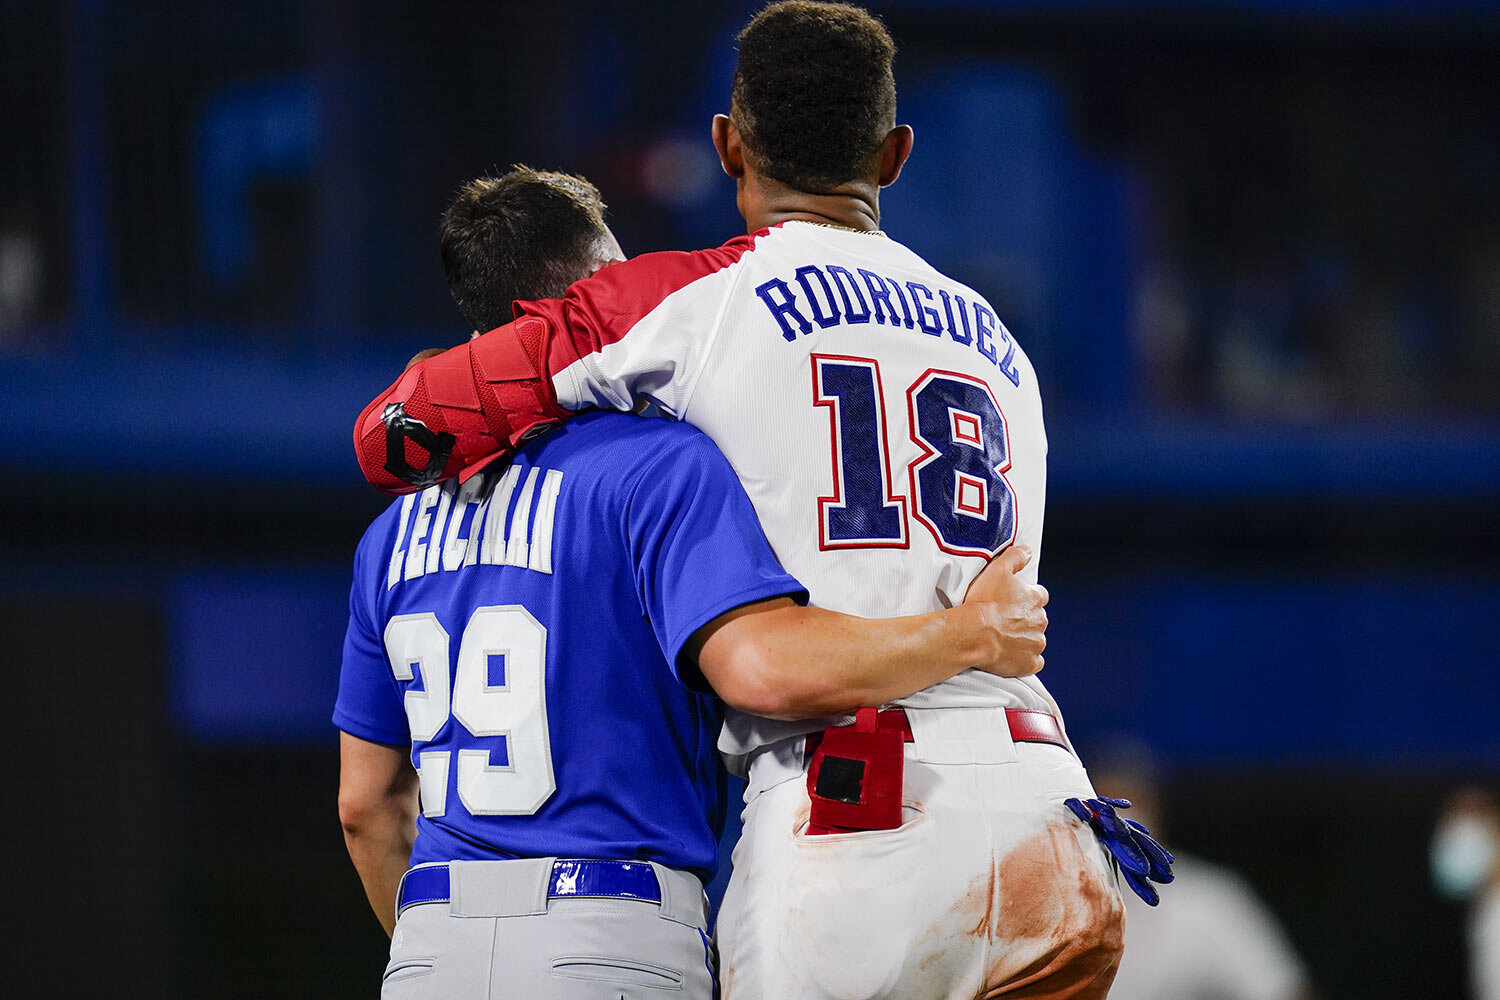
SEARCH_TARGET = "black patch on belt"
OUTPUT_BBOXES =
[815,756,866,804]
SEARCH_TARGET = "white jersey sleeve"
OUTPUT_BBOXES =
[527,231,770,419]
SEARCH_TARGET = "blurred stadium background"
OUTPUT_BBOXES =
[4,0,1498,996]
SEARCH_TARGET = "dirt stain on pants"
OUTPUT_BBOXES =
[978,818,1126,999]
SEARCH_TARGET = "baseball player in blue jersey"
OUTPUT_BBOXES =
[335,168,1051,998]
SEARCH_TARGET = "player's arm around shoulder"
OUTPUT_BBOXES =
[353,236,762,495]
[686,545,1049,721]
[337,732,419,936]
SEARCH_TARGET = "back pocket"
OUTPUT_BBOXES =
[381,958,435,997]
[551,956,684,990]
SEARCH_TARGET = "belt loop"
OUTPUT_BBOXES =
[905,706,1019,765]
[450,857,556,918]
[649,862,706,929]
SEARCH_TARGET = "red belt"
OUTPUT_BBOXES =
[804,707,1067,758]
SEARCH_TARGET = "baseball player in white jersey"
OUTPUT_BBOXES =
[350,3,1173,996]
[342,167,1056,1000]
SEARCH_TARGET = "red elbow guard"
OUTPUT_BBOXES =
[352,316,572,495]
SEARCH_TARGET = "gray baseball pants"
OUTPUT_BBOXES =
[381,859,716,999]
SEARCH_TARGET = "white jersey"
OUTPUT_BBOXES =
[522,220,1059,767]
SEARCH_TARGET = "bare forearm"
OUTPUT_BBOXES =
[343,805,417,936]
[705,602,998,720]
[338,733,421,936]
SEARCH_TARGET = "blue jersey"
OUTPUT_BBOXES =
[334,412,805,879]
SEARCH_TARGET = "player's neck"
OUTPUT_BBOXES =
[739,172,882,234]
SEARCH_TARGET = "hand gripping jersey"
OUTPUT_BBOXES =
[335,412,805,876]
[354,221,1060,768]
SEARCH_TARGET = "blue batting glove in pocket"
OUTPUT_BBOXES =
[1064,795,1175,906]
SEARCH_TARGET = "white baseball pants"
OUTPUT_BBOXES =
[715,707,1126,999]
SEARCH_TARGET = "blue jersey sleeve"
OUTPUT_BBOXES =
[626,431,808,687]
[333,533,410,746]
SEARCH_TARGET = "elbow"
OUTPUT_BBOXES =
[338,789,383,841]
[338,794,367,840]
[725,683,798,722]
[714,645,834,721]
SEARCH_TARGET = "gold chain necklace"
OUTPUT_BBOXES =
[794,219,885,236]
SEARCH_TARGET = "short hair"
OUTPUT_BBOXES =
[731,1,897,192]
[438,166,608,333]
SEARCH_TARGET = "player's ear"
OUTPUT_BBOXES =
[877,125,914,188]
[712,114,746,179]
[405,347,448,370]
[587,227,626,276]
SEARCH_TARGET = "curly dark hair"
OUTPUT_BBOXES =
[731,1,897,192]
[438,166,608,333]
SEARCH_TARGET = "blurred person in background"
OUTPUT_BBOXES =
[1431,788,1500,1000]
[1090,740,1317,1000]
[0,205,44,343]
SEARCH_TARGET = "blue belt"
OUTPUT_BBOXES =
[398,859,662,914]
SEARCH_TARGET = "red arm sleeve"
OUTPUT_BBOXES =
[351,231,769,495]
[352,315,572,495]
